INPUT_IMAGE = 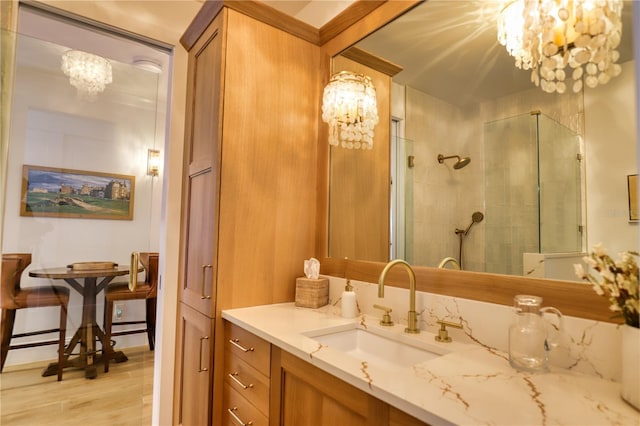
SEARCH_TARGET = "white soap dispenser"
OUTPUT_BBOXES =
[341,279,358,318]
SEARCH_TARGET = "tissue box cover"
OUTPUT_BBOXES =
[295,277,329,308]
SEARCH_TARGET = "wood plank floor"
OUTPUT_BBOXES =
[0,346,153,425]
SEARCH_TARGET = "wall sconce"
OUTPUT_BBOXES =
[147,149,161,177]
[321,71,379,149]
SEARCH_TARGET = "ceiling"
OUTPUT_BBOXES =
[17,5,171,108]
[15,1,346,107]
[16,1,635,109]
[354,1,635,106]
[266,0,634,107]
[262,0,354,28]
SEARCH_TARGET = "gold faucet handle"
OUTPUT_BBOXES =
[435,319,463,343]
[373,304,394,326]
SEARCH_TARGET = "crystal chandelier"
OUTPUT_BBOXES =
[61,50,113,100]
[497,0,623,94]
[322,71,379,149]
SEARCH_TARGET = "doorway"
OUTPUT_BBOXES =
[1,4,170,422]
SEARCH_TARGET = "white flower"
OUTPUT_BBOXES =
[583,256,597,268]
[593,243,606,257]
[575,244,639,328]
[617,274,629,288]
[601,268,615,283]
[592,283,604,296]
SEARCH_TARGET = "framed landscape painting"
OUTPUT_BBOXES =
[21,165,135,220]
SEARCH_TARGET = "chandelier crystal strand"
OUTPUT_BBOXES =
[498,0,623,94]
[61,50,113,100]
[322,71,378,149]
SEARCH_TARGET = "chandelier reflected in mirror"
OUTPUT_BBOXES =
[497,0,623,94]
[61,50,113,100]
[321,71,378,150]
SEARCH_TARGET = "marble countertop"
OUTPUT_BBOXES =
[222,303,639,425]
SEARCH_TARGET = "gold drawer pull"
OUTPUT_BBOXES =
[201,264,213,299]
[229,338,254,353]
[198,336,209,372]
[228,407,253,426]
[228,372,254,389]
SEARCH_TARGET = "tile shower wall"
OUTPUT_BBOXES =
[405,87,484,270]
[327,276,622,382]
[479,85,584,135]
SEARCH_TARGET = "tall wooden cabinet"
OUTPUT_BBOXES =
[175,8,223,424]
[175,2,320,424]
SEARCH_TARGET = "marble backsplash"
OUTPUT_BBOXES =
[326,276,622,382]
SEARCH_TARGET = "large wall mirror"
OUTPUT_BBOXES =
[328,0,637,283]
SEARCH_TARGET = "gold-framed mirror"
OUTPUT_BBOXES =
[317,0,637,322]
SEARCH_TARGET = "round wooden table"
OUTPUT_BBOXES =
[29,265,134,379]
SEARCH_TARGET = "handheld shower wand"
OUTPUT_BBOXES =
[464,211,484,235]
[454,211,485,269]
[455,211,484,236]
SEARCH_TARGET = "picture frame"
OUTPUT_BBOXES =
[628,174,638,222]
[21,165,135,220]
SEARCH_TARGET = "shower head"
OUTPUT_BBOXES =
[437,154,471,169]
[463,211,484,235]
[454,157,471,169]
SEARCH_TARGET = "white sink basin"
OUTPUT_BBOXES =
[306,326,444,371]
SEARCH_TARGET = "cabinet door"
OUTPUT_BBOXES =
[223,384,269,426]
[175,303,214,426]
[280,351,387,426]
[180,11,224,317]
[389,407,430,426]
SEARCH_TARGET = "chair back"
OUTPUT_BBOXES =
[138,252,159,298]
[1,253,32,309]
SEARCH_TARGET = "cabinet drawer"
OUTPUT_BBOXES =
[225,321,270,376]
[224,350,270,416]
[223,383,269,426]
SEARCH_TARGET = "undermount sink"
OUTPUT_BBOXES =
[305,326,445,371]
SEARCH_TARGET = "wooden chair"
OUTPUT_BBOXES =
[1,253,69,381]
[103,252,158,372]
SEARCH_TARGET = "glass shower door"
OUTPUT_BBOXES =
[484,111,583,276]
[537,114,582,253]
[484,113,539,275]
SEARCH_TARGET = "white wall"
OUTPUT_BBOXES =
[584,60,638,256]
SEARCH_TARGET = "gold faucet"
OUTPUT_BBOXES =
[378,259,419,334]
[437,257,461,270]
